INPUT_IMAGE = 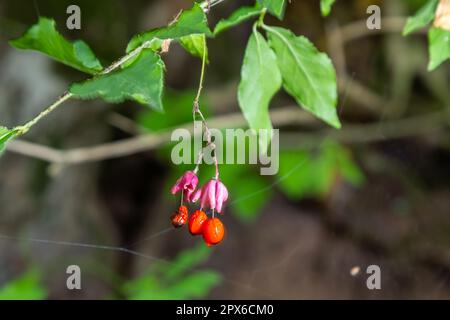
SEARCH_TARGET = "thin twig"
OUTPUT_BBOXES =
[6,108,450,166]
[6,107,315,164]
[16,92,72,135]
[281,110,450,149]
[338,17,409,42]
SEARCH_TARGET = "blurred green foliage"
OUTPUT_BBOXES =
[137,89,205,132]
[123,245,222,300]
[0,268,47,300]
[320,0,336,17]
[277,140,364,200]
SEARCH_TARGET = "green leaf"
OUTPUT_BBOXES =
[265,26,340,128]
[165,270,222,299]
[238,29,281,154]
[428,27,450,71]
[0,269,47,300]
[0,127,17,155]
[163,245,211,281]
[128,270,221,300]
[214,5,263,35]
[70,49,165,111]
[10,17,102,75]
[320,0,336,17]
[257,0,286,19]
[403,0,439,36]
[126,3,212,53]
[179,34,208,62]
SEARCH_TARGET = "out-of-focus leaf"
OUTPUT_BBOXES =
[70,49,165,111]
[277,150,314,199]
[334,145,365,187]
[427,27,450,71]
[179,34,208,62]
[163,245,210,281]
[124,245,221,300]
[165,271,222,299]
[238,29,281,154]
[126,3,212,52]
[257,0,286,19]
[320,0,336,17]
[0,269,47,300]
[10,18,102,74]
[277,141,364,200]
[403,0,439,36]
[137,89,208,132]
[214,5,263,35]
[266,26,340,128]
[213,163,270,222]
[0,127,17,155]
[128,270,221,300]
[123,275,159,297]
[231,174,271,223]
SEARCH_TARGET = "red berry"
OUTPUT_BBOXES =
[171,205,188,228]
[188,210,208,235]
[202,218,225,246]
[178,205,188,217]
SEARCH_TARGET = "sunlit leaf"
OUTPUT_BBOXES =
[266,26,340,128]
[403,0,439,36]
[70,49,165,111]
[0,127,17,155]
[126,3,212,52]
[320,0,336,17]
[238,29,281,154]
[179,34,208,62]
[214,5,263,35]
[428,27,450,71]
[10,17,102,74]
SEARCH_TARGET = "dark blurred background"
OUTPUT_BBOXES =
[0,0,450,299]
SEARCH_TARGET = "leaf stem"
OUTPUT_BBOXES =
[257,8,267,27]
[194,37,207,105]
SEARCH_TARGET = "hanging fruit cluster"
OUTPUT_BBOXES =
[169,28,227,246]
[170,170,227,246]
